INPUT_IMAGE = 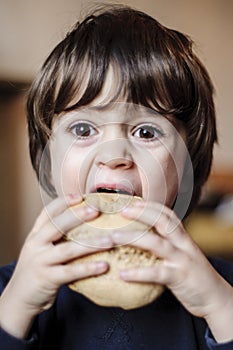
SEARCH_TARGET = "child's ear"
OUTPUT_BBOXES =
[179,154,194,195]
[173,165,194,219]
[39,147,57,198]
[40,171,57,198]
[179,176,192,194]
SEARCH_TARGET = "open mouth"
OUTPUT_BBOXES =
[96,187,133,196]
[91,182,137,196]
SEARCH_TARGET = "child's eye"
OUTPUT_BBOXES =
[132,125,163,141]
[69,122,98,138]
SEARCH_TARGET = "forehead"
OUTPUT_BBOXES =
[54,66,185,136]
[57,102,168,125]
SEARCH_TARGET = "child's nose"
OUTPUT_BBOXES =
[95,140,134,170]
[97,156,133,170]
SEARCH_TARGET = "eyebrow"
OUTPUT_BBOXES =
[59,102,175,127]
[79,103,162,116]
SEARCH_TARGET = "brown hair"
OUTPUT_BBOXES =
[27,5,217,214]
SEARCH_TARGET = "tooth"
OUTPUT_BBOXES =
[96,188,116,193]
[96,188,131,195]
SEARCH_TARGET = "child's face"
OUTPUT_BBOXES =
[48,74,188,209]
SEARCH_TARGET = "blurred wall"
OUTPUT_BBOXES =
[0,0,232,265]
[0,86,42,265]
[1,0,232,166]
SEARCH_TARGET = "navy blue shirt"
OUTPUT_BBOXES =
[0,258,232,349]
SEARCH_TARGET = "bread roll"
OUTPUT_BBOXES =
[65,193,164,309]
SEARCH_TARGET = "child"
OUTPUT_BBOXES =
[0,5,232,349]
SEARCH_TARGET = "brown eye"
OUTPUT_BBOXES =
[133,125,162,140]
[70,122,97,138]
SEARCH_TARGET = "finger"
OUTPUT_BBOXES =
[47,236,114,265]
[34,194,83,231]
[52,260,109,285]
[112,230,177,260]
[123,200,181,232]
[119,262,174,286]
[31,203,99,244]
[121,202,187,248]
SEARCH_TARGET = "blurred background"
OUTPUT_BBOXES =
[0,0,233,266]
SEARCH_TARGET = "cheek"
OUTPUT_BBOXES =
[51,145,85,197]
[139,151,181,207]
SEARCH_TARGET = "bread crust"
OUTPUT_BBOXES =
[65,193,164,309]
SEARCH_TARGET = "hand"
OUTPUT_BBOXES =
[112,200,233,343]
[0,195,113,339]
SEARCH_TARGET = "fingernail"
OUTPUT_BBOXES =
[133,200,144,206]
[98,236,112,247]
[95,261,108,272]
[119,269,132,279]
[122,206,133,213]
[85,205,98,214]
[69,193,81,199]
[112,232,125,243]
[67,193,82,204]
